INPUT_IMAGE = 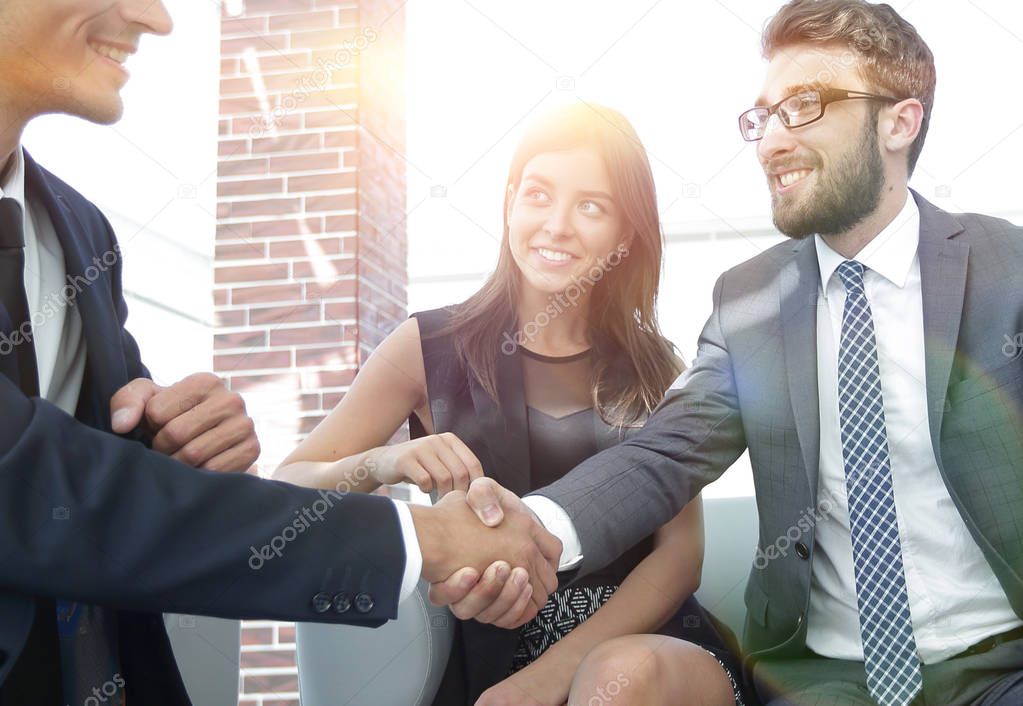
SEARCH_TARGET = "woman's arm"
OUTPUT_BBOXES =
[272,316,430,492]
[274,317,485,496]
[491,495,704,703]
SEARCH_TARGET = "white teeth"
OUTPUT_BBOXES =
[91,43,129,64]
[537,247,572,262]
[779,169,812,188]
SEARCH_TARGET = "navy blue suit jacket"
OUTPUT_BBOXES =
[0,153,407,703]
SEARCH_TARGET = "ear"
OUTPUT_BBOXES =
[880,98,924,159]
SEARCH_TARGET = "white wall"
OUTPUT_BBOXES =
[22,0,219,385]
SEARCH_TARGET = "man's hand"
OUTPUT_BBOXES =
[410,479,561,628]
[110,373,260,472]
[425,478,560,628]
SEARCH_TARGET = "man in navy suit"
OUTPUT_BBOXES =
[0,1,561,703]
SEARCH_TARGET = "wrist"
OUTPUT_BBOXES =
[409,504,449,583]
[360,447,385,485]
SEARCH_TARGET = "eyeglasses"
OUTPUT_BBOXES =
[738,88,901,142]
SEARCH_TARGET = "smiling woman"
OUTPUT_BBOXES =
[273,103,747,705]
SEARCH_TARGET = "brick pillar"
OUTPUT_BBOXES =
[215,1,406,703]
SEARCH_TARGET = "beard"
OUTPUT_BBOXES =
[769,113,885,240]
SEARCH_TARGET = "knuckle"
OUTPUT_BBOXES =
[180,444,205,466]
[247,437,261,462]
[193,371,222,389]
[226,391,246,413]
[161,420,189,448]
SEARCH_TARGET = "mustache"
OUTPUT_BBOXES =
[763,156,822,174]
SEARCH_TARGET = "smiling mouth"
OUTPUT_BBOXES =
[90,42,132,65]
[534,247,575,263]
[776,169,813,190]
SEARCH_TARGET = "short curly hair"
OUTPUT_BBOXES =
[763,0,936,175]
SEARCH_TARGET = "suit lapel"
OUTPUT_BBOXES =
[913,191,968,454]
[23,152,126,428]
[468,335,531,497]
[780,238,822,501]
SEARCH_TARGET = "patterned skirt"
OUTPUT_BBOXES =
[508,585,746,705]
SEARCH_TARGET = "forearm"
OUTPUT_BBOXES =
[0,394,405,622]
[273,450,383,494]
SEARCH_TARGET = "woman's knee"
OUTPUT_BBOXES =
[570,635,667,704]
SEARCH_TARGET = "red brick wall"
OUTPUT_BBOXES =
[215,1,407,703]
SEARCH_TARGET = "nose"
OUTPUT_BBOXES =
[124,0,173,36]
[757,113,796,165]
[543,205,575,240]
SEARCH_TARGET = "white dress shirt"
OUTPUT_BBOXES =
[0,147,429,605]
[1,147,87,414]
[806,191,1021,662]
[529,191,1021,658]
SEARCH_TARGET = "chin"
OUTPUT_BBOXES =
[63,90,125,125]
[523,274,570,296]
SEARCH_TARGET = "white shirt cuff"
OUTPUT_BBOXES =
[522,495,583,571]
[392,500,423,604]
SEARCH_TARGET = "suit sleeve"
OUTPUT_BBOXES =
[0,373,407,627]
[530,275,748,577]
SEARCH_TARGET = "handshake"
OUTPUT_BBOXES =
[409,478,563,629]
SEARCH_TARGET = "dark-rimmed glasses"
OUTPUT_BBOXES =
[738,88,901,142]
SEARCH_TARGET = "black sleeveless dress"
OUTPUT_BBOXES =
[410,308,746,705]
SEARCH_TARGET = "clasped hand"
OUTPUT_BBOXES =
[110,373,260,472]
[412,478,562,629]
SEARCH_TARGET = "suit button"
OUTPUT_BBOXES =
[332,592,352,614]
[795,542,810,560]
[354,592,375,614]
[311,592,333,613]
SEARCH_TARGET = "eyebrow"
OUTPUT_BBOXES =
[520,173,613,201]
[754,82,819,107]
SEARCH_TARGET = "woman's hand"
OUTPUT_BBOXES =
[370,432,484,496]
[474,658,571,706]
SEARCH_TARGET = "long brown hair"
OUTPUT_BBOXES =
[439,102,681,428]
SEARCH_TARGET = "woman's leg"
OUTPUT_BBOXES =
[567,634,736,706]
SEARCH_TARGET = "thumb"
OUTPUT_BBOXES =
[427,566,479,606]
[466,477,505,527]
[110,378,160,433]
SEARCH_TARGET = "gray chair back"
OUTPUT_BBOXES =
[693,494,758,638]
[164,614,241,706]
[296,580,454,706]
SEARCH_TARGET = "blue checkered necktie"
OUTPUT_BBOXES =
[836,260,923,706]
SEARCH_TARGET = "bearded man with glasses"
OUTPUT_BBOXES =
[433,2,1023,705]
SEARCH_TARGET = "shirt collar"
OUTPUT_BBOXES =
[814,190,919,299]
[0,146,27,212]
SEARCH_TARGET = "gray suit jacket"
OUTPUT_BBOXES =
[534,191,1023,663]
